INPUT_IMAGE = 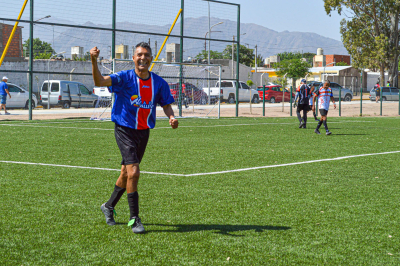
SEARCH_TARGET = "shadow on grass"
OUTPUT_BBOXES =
[146,224,291,236]
[332,134,367,136]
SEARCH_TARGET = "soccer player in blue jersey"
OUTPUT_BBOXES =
[90,42,178,234]
[312,80,336,135]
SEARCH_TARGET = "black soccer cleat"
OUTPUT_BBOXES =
[299,122,305,128]
[326,131,332,135]
[314,129,321,134]
[101,203,116,226]
[128,216,145,234]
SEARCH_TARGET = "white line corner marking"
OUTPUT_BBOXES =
[1,150,399,177]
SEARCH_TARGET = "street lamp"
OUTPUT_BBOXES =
[47,51,65,109]
[34,15,52,54]
[205,21,223,104]
[232,33,246,79]
[323,62,336,82]
[35,15,50,22]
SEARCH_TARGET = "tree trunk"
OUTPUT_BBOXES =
[380,63,385,87]
[387,10,400,87]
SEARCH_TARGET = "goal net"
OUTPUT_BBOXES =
[91,60,221,120]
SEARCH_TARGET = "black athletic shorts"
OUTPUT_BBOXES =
[297,104,309,112]
[319,109,328,116]
[376,92,380,97]
[308,104,313,111]
[114,124,150,165]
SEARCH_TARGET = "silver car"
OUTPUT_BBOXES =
[308,82,354,101]
[3,83,37,109]
[369,87,399,101]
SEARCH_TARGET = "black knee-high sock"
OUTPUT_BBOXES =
[313,111,317,120]
[296,110,302,123]
[303,110,307,124]
[127,191,139,218]
[323,120,328,131]
[105,185,126,209]
[316,120,323,130]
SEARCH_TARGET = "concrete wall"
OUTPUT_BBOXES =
[0,60,96,94]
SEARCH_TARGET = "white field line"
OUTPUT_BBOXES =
[0,120,376,131]
[1,150,399,177]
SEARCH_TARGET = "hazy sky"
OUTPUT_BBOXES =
[5,0,346,41]
[229,0,345,41]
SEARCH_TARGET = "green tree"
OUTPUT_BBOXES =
[276,59,311,88]
[222,44,255,67]
[277,51,315,65]
[324,0,400,87]
[23,38,54,59]
[195,50,223,61]
[335,61,349,66]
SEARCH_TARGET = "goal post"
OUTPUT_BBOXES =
[104,59,222,119]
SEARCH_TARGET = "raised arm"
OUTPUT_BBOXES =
[90,47,112,87]
[162,104,178,129]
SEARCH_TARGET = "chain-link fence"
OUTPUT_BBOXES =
[0,0,241,120]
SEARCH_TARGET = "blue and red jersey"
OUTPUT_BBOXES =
[108,70,174,130]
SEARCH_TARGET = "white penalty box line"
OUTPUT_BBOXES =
[1,150,399,177]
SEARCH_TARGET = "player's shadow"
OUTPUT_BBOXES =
[332,134,367,136]
[146,224,291,236]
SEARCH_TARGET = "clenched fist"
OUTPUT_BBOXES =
[90,46,100,60]
[169,117,179,129]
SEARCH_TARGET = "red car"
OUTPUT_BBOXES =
[169,83,208,105]
[257,85,295,103]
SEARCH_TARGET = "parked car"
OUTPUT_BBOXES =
[168,83,209,105]
[2,83,37,109]
[40,80,99,109]
[307,81,353,101]
[369,87,399,101]
[93,86,112,107]
[206,80,259,104]
[257,85,295,103]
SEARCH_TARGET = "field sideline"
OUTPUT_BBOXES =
[1,117,400,265]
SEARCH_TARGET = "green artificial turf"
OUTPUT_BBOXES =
[0,117,399,265]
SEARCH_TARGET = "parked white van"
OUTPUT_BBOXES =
[40,80,99,109]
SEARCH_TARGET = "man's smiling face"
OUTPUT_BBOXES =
[133,47,153,72]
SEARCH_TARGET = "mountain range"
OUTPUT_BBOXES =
[21,16,348,60]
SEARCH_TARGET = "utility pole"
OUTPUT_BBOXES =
[255,45,258,84]
[154,41,157,58]
[232,35,234,79]
[148,38,150,45]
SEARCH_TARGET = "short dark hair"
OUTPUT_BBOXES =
[324,80,331,86]
[135,42,152,56]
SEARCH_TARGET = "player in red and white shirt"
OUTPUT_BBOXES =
[312,80,336,135]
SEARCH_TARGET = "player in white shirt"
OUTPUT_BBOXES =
[312,80,336,135]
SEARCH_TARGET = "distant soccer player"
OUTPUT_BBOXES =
[375,82,381,103]
[308,85,319,121]
[90,42,178,234]
[294,79,311,128]
[313,80,336,135]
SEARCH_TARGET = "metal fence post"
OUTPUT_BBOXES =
[290,86,292,116]
[29,0,34,120]
[339,87,341,116]
[235,5,240,117]
[360,85,362,116]
[380,88,383,116]
[262,85,265,116]
[178,0,184,117]
[360,71,363,116]
[316,98,318,116]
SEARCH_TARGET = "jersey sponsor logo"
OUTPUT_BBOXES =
[142,85,150,88]
[130,95,154,109]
